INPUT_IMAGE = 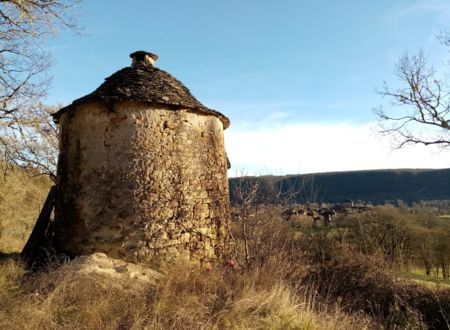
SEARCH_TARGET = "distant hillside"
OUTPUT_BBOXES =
[229,168,450,205]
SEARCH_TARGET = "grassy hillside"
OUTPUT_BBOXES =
[1,166,450,328]
[230,168,450,205]
[1,206,449,329]
[0,165,52,252]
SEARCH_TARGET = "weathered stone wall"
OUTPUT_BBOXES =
[54,101,230,267]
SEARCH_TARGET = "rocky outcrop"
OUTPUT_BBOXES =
[65,253,163,286]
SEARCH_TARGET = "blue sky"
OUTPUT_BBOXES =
[47,0,450,175]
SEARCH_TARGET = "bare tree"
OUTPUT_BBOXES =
[1,103,59,180]
[0,0,80,122]
[374,50,450,149]
[0,1,80,178]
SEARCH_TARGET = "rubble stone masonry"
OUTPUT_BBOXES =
[54,101,230,267]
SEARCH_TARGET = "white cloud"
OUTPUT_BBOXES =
[225,122,450,176]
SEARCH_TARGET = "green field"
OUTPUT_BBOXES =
[401,270,450,288]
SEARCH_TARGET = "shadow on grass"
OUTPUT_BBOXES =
[0,251,21,262]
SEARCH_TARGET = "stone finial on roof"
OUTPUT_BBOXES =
[130,50,159,67]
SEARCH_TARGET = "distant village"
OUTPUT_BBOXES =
[280,200,370,227]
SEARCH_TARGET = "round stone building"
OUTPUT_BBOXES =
[53,51,231,267]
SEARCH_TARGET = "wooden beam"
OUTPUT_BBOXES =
[21,185,56,266]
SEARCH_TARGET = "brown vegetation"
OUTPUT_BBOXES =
[1,208,449,329]
[0,164,51,252]
[229,202,450,329]
[0,255,372,330]
[1,172,450,329]
[336,205,450,279]
[307,245,450,329]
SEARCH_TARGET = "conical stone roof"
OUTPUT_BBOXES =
[53,58,229,128]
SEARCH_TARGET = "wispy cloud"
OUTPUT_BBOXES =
[207,100,305,129]
[208,99,364,131]
[225,122,450,176]
[383,0,450,24]
[378,0,450,79]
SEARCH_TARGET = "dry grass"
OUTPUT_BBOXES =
[0,165,52,252]
[0,257,372,330]
[1,170,449,329]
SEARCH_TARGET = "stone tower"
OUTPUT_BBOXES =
[53,51,231,267]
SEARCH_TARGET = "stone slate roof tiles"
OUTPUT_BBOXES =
[53,64,230,128]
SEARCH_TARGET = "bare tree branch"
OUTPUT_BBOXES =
[374,49,450,149]
[0,103,59,180]
[0,1,81,179]
[0,0,80,122]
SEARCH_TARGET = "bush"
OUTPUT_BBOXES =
[305,244,450,329]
